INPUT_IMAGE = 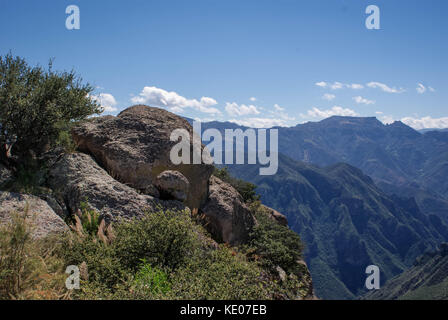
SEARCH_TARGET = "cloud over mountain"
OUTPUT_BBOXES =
[225,102,260,116]
[131,86,220,115]
[307,106,359,118]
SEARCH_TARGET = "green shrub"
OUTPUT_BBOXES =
[112,209,201,271]
[134,260,171,295]
[2,205,308,300]
[59,234,125,289]
[79,201,101,237]
[247,202,304,274]
[213,167,259,203]
[60,209,201,298]
[167,246,269,300]
[0,53,101,167]
[54,121,77,153]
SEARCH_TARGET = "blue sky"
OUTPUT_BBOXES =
[1,0,447,129]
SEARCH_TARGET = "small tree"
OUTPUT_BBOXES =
[0,53,102,167]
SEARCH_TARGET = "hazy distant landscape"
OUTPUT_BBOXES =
[199,116,448,299]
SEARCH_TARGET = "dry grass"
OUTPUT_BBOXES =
[0,208,69,300]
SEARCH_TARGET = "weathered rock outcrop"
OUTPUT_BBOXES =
[155,170,189,202]
[200,176,257,245]
[71,105,214,209]
[0,191,68,239]
[262,205,288,227]
[47,152,186,222]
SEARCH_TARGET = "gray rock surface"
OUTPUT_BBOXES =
[38,193,69,220]
[200,176,257,245]
[71,105,214,209]
[0,191,68,239]
[155,170,190,202]
[47,152,186,222]
[262,205,288,226]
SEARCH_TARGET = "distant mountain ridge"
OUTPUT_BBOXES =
[419,128,448,134]
[225,153,448,299]
[193,116,448,299]
[364,243,448,300]
[197,116,448,221]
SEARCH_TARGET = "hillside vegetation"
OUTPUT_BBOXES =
[0,200,312,300]
[226,153,448,299]
[364,243,448,300]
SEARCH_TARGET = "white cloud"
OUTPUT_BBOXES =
[316,82,364,90]
[330,82,344,90]
[416,83,436,94]
[193,117,217,123]
[322,93,336,101]
[307,106,359,118]
[249,97,257,102]
[353,96,375,105]
[347,83,364,90]
[225,102,260,116]
[131,86,221,114]
[379,115,395,124]
[367,82,405,93]
[274,104,284,111]
[401,116,448,130]
[91,93,118,112]
[271,104,295,121]
[229,117,287,128]
[375,111,384,115]
[416,83,427,94]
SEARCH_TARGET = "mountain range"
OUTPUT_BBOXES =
[364,243,448,300]
[196,117,448,299]
[200,117,448,220]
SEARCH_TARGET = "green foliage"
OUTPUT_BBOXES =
[1,205,311,300]
[60,208,281,300]
[247,202,304,274]
[0,53,102,166]
[112,209,200,271]
[79,201,101,237]
[134,260,171,295]
[54,121,77,153]
[166,246,269,300]
[213,167,259,203]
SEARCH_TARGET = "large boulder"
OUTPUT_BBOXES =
[71,105,214,209]
[0,191,68,239]
[47,152,186,222]
[155,170,189,202]
[200,176,257,245]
